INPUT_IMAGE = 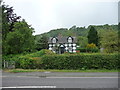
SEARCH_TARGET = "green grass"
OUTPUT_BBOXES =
[3,69,119,73]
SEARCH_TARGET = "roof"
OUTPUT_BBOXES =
[48,36,77,43]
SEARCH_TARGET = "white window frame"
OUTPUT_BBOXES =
[68,37,73,43]
[52,38,57,43]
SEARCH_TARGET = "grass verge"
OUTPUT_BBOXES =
[3,69,119,73]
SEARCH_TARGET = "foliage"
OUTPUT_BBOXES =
[77,36,88,48]
[41,54,119,70]
[38,26,88,38]
[76,43,99,53]
[2,4,21,54]
[118,23,120,52]
[86,43,96,48]
[87,26,99,46]
[76,48,87,52]
[35,35,48,51]
[5,20,35,54]
[100,30,118,53]
[24,49,55,57]
[35,24,118,53]
[38,24,118,39]
[4,69,119,73]
[16,50,54,69]
[2,3,35,55]
[77,48,99,53]
[3,51,118,70]
[2,49,55,69]
[86,43,99,53]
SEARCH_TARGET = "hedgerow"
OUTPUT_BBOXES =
[2,49,55,69]
[2,50,119,70]
[41,53,119,70]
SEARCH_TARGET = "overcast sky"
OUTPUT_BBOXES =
[3,0,119,35]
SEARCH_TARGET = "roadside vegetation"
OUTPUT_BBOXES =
[2,3,119,72]
[4,69,118,73]
[2,49,119,70]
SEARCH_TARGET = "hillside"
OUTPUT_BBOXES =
[35,24,118,38]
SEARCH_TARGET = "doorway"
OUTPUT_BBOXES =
[59,44,65,54]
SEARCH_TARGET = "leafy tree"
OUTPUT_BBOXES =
[2,3,21,54]
[77,36,88,48]
[2,3,35,55]
[100,30,118,53]
[87,26,99,46]
[2,3,21,37]
[6,19,35,54]
[118,23,120,52]
[35,35,48,51]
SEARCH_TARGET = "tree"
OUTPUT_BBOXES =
[2,3,21,36]
[2,3,35,54]
[100,30,118,53]
[118,23,120,52]
[35,35,48,51]
[2,3,21,54]
[6,19,35,54]
[77,36,88,48]
[87,26,99,46]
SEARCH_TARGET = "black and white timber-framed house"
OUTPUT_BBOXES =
[48,36,77,54]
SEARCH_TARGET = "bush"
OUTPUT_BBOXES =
[2,54,22,69]
[41,54,119,70]
[88,48,99,53]
[77,48,86,52]
[24,49,55,57]
[14,49,54,69]
[16,57,40,69]
[77,48,99,53]
[3,50,119,70]
[2,49,54,69]
[86,43,99,53]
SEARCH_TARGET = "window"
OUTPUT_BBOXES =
[68,37,73,43]
[52,38,57,43]
[68,47,72,52]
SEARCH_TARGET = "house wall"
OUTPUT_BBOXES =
[48,43,76,53]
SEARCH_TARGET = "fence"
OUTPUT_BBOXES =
[3,60,15,69]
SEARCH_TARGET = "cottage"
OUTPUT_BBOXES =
[48,36,77,54]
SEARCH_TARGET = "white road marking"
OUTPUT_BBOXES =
[2,86,56,88]
[2,76,40,78]
[46,77,119,79]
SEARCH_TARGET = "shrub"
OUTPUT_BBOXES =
[14,49,54,69]
[77,48,87,52]
[86,43,96,48]
[86,43,99,53]
[2,49,54,69]
[3,51,119,70]
[41,54,119,70]
[77,48,99,53]
[22,49,55,57]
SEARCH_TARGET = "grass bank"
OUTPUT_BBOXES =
[3,69,119,73]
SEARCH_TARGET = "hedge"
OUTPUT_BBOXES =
[41,54,119,70]
[2,49,55,69]
[2,51,119,70]
[77,48,99,53]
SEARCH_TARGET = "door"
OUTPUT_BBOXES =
[59,44,65,54]
[60,47,65,54]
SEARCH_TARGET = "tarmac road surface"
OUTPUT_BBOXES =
[2,71,119,88]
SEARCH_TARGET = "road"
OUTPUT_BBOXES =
[2,71,119,88]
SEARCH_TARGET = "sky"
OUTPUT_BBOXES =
[3,0,119,35]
